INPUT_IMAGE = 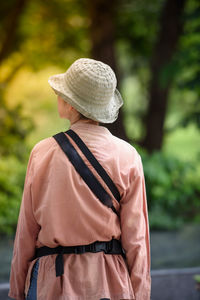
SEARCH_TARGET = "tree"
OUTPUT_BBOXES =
[142,0,187,152]
[173,0,200,131]
[86,0,128,140]
[0,0,29,64]
[0,0,34,159]
[116,0,193,152]
[0,0,88,157]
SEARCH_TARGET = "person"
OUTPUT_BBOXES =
[9,58,151,300]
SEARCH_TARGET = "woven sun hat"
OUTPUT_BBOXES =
[48,58,123,123]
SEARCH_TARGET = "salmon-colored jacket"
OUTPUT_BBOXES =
[9,121,151,300]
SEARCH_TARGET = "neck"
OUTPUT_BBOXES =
[70,117,99,126]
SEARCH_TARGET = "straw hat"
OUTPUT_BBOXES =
[48,58,123,123]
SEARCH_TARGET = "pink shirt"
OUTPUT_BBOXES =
[9,121,151,300]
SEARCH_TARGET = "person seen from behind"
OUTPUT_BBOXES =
[9,58,151,300]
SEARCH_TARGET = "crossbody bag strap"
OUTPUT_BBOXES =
[66,129,121,203]
[53,132,119,217]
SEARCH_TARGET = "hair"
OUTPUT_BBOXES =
[57,92,92,121]
[79,112,90,120]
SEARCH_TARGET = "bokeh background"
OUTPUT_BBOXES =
[0,0,200,292]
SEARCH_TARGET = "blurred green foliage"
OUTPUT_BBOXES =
[141,151,200,230]
[194,274,200,283]
[0,88,34,236]
[0,97,34,160]
[0,156,26,235]
[0,0,89,71]
[117,0,200,134]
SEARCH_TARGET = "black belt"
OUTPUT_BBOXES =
[34,239,126,277]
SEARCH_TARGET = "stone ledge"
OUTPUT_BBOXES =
[151,266,200,276]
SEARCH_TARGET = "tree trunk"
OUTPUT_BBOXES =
[142,0,187,152]
[87,0,128,141]
[0,0,28,64]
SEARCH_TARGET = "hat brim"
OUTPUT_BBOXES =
[48,73,123,123]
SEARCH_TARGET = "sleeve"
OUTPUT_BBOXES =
[120,153,151,300]
[8,148,40,300]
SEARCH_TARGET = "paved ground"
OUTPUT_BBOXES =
[0,284,9,300]
[150,224,200,269]
[151,267,200,300]
[1,267,200,300]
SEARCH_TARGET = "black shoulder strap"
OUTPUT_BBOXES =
[53,132,119,217]
[66,129,121,203]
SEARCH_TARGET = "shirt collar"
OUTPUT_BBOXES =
[70,120,110,135]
